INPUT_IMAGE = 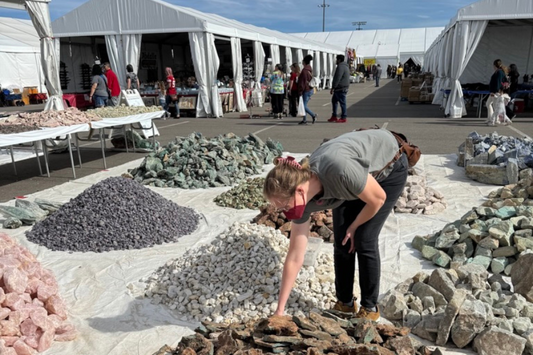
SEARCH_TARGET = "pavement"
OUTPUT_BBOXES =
[1,78,532,202]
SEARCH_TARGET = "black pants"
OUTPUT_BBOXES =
[333,154,408,309]
[288,92,298,117]
[271,93,284,114]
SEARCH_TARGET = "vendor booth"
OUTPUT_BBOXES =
[51,0,343,118]
[425,0,533,118]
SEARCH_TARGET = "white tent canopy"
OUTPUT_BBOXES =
[425,0,533,118]
[292,27,443,74]
[52,0,342,117]
[0,0,64,110]
[0,17,46,93]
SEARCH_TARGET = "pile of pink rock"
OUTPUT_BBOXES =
[0,233,76,354]
[0,107,100,131]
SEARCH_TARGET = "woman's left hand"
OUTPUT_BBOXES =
[342,224,357,253]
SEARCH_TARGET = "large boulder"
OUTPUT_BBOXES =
[511,254,533,302]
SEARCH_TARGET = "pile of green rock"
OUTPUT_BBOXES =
[127,132,283,189]
[0,198,62,229]
[412,168,533,275]
[214,177,266,209]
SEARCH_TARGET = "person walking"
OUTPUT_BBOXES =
[103,62,121,106]
[328,54,350,123]
[386,65,392,79]
[270,64,286,119]
[126,64,140,91]
[375,64,382,87]
[396,64,403,82]
[288,63,300,117]
[263,129,408,320]
[89,64,109,108]
[297,55,317,125]
[164,67,180,119]
[486,59,508,126]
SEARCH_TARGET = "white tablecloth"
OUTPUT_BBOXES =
[90,111,163,138]
[0,124,91,148]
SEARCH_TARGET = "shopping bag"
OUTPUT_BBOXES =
[252,89,263,107]
[297,96,306,117]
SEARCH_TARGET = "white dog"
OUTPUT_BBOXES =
[488,93,512,126]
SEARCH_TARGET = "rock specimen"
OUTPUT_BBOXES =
[0,233,77,354]
[143,223,336,323]
[127,132,283,189]
[252,205,334,242]
[214,178,267,210]
[457,131,533,185]
[412,168,533,273]
[0,107,100,129]
[380,267,533,354]
[26,177,199,253]
[153,313,443,355]
[1,199,62,230]
[87,105,163,118]
[394,172,447,215]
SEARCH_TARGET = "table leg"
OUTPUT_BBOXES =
[100,128,107,170]
[75,134,82,168]
[67,135,76,179]
[131,124,136,153]
[124,126,129,153]
[41,140,50,177]
[33,143,42,176]
[9,146,17,176]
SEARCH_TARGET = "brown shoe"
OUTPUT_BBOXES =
[332,297,358,314]
[355,306,380,322]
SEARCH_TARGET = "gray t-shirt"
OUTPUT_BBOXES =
[91,75,109,97]
[126,72,139,89]
[293,129,399,224]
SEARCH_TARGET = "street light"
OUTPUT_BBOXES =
[318,0,330,32]
[352,21,367,30]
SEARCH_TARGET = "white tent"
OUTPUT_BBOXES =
[292,27,443,75]
[52,0,342,117]
[0,17,46,93]
[425,0,533,118]
[0,0,64,110]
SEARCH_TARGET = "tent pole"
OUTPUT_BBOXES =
[526,28,533,75]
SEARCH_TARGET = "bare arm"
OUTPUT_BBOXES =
[275,219,310,315]
[137,79,141,90]
[89,83,98,99]
[342,174,387,252]
[127,78,131,90]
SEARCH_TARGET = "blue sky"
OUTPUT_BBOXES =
[0,0,475,33]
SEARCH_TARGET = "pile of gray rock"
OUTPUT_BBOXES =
[395,173,447,215]
[0,199,62,229]
[127,132,283,189]
[457,131,533,185]
[412,168,533,273]
[379,266,531,355]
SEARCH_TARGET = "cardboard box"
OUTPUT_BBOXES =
[408,87,421,101]
[401,87,410,98]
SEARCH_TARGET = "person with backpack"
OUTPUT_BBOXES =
[297,54,317,125]
[89,64,109,108]
[328,54,350,123]
[126,64,140,91]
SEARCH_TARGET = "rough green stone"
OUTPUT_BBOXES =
[412,236,427,252]
[467,229,485,243]
[470,255,492,270]
[489,221,514,246]
[496,206,517,219]
[515,229,533,238]
[14,199,47,220]
[465,238,475,258]
[491,257,509,274]
[475,246,492,258]
[298,329,332,341]
[514,236,533,253]
[470,219,488,232]
[433,251,452,268]
[478,237,500,250]
[0,206,38,225]
[493,246,518,258]
[34,198,62,213]
[477,207,497,218]
[421,245,439,260]
[461,210,479,223]
[2,217,22,229]
[520,218,533,229]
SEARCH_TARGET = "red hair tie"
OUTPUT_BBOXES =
[278,156,302,169]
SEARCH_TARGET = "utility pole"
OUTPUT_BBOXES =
[352,21,367,30]
[318,0,330,32]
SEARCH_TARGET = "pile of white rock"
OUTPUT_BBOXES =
[395,173,447,215]
[142,223,336,323]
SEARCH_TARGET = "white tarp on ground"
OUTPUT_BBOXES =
[292,27,443,68]
[0,153,497,355]
[424,0,533,117]
[0,17,46,93]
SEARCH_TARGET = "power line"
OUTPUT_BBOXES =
[318,0,330,32]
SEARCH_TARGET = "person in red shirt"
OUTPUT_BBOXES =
[103,63,121,106]
[165,67,179,118]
